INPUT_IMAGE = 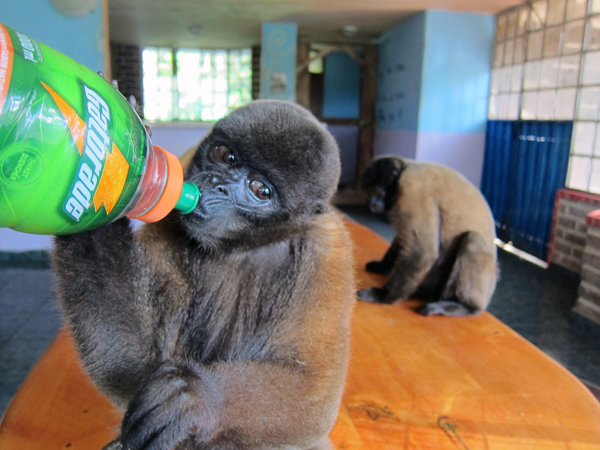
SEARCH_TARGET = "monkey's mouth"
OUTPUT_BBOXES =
[178,196,210,225]
[188,203,210,221]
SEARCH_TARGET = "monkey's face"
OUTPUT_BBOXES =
[362,157,405,214]
[365,185,387,214]
[182,101,341,250]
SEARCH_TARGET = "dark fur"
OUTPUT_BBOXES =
[53,100,355,450]
[357,156,497,317]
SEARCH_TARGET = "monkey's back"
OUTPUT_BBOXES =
[395,161,496,255]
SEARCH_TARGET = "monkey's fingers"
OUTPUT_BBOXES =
[120,364,215,450]
[417,300,477,317]
[101,440,122,450]
[365,260,391,275]
[356,287,387,303]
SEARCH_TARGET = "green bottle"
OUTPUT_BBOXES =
[0,23,200,235]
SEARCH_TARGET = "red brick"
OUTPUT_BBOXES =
[582,267,600,287]
[555,255,582,273]
[565,232,587,247]
[579,282,600,304]
[583,252,600,269]
[587,234,600,251]
[553,240,572,256]
[558,217,577,229]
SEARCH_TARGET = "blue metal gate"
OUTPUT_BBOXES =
[481,121,572,261]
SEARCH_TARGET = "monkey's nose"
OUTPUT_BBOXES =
[210,176,229,196]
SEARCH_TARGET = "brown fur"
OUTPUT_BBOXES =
[357,156,497,316]
[53,100,355,450]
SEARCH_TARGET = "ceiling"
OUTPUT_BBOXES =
[108,0,523,49]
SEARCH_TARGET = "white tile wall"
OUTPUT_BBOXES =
[492,0,600,193]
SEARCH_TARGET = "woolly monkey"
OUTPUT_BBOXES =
[53,100,355,450]
[357,156,497,317]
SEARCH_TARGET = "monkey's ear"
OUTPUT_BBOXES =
[313,200,327,214]
[392,158,407,180]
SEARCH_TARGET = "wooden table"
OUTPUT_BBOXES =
[1,218,600,449]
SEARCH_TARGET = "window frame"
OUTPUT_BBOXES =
[141,46,252,123]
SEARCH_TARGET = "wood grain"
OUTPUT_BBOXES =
[1,218,599,449]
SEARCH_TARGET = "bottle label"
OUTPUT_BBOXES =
[41,81,131,221]
[0,23,148,234]
[14,30,41,64]
[0,25,14,114]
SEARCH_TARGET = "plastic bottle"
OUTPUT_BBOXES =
[0,23,200,235]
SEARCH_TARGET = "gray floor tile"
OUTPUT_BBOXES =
[0,268,61,415]
[338,205,395,242]
[0,337,50,377]
[0,313,28,347]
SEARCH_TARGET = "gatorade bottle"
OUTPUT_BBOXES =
[0,23,200,235]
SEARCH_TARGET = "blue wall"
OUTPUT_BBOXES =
[377,13,425,133]
[374,10,495,186]
[420,11,494,134]
[322,51,361,119]
[0,0,105,71]
[260,23,297,102]
[0,0,106,251]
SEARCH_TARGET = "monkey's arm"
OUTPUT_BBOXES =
[365,237,401,275]
[53,219,153,401]
[116,358,340,450]
[358,197,440,304]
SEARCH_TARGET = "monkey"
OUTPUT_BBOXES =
[356,156,497,317]
[52,100,356,450]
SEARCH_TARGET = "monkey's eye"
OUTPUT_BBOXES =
[248,180,271,200]
[215,145,236,166]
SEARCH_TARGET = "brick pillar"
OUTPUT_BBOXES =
[573,210,600,325]
[549,190,600,273]
[110,43,143,116]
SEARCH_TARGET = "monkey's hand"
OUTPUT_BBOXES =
[101,440,122,450]
[365,260,391,275]
[119,363,218,450]
[417,301,477,317]
[357,286,389,303]
[364,239,400,276]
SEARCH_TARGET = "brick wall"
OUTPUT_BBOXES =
[110,43,143,116]
[252,46,261,100]
[549,191,600,326]
[573,211,600,325]
[549,189,600,273]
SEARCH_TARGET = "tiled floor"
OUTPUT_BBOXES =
[0,267,62,416]
[1,206,600,418]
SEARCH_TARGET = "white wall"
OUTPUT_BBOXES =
[416,132,487,187]
[373,11,494,188]
[1,0,106,72]
[147,123,211,160]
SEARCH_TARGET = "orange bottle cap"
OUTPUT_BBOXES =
[135,146,184,223]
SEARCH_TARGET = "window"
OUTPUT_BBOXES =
[491,0,600,194]
[142,47,252,122]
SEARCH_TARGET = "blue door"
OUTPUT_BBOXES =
[481,121,572,261]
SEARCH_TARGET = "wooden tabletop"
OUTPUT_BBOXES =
[1,218,599,449]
